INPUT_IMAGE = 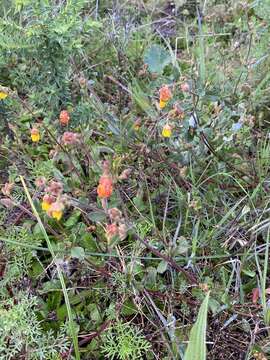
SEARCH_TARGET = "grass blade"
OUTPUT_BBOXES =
[184,292,210,360]
[20,176,80,360]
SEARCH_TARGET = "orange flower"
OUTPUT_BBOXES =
[159,85,172,110]
[159,85,172,101]
[97,176,113,199]
[59,110,70,126]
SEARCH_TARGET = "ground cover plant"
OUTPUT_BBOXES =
[1,0,270,359]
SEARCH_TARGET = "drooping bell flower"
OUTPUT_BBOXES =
[162,124,173,138]
[30,128,40,142]
[48,200,65,221]
[159,85,172,109]
[97,175,113,199]
[0,91,8,100]
[41,194,55,212]
[59,110,70,126]
[97,160,113,199]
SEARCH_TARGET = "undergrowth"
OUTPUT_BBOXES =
[1,0,270,359]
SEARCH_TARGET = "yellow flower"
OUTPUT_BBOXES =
[133,118,141,131]
[162,124,172,138]
[48,201,64,221]
[42,201,51,212]
[41,194,54,212]
[31,133,40,142]
[51,210,63,221]
[30,128,40,142]
[0,92,8,100]
[159,99,167,109]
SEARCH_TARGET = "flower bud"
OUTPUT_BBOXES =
[1,182,14,197]
[108,208,122,222]
[61,131,80,145]
[45,180,63,197]
[119,168,132,180]
[180,82,190,92]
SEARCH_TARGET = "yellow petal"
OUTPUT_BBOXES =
[52,210,63,221]
[0,92,8,100]
[159,100,167,109]
[162,125,172,138]
[42,201,51,212]
[31,133,40,142]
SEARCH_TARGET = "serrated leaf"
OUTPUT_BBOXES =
[184,292,210,360]
[144,44,171,74]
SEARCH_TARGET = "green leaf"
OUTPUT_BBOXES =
[87,211,107,222]
[71,246,85,260]
[144,44,171,74]
[65,210,81,228]
[157,260,168,274]
[184,292,210,360]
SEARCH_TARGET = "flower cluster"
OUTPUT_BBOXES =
[40,180,65,221]
[159,83,190,138]
[105,207,127,243]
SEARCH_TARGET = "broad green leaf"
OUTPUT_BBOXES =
[184,292,210,360]
[71,246,85,260]
[144,44,171,74]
